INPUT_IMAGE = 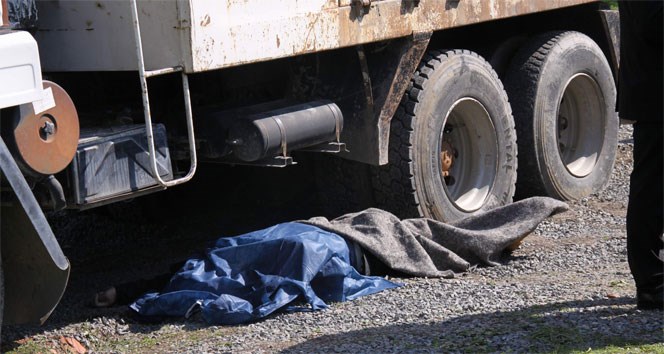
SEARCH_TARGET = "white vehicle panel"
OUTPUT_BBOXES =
[0,31,43,109]
[34,0,597,73]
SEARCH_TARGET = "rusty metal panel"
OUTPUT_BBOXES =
[186,0,598,73]
[34,0,598,72]
[186,0,342,72]
[338,0,388,7]
[1,0,8,28]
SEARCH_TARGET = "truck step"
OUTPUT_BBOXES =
[68,124,173,208]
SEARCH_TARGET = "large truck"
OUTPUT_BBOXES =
[0,0,620,327]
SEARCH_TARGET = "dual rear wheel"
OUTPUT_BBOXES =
[505,31,618,201]
[374,31,617,222]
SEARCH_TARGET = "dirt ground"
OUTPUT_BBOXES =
[2,130,663,353]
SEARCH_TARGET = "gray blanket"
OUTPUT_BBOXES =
[303,197,569,278]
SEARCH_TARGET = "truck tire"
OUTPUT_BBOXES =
[373,50,517,222]
[315,154,374,219]
[505,31,618,200]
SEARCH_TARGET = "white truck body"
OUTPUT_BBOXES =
[35,0,595,73]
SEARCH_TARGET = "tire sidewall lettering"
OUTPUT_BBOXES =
[416,54,517,219]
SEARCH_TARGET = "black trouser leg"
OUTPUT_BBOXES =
[626,122,664,292]
[115,261,186,305]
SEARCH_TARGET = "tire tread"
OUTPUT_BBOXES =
[372,49,515,219]
[504,31,614,199]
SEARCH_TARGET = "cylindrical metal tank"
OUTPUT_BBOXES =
[227,100,343,162]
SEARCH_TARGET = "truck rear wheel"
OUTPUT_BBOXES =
[315,154,374,219]
[505,31,618,200]
[373,50,517,222]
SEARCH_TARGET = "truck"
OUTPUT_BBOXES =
[0,0,620,327]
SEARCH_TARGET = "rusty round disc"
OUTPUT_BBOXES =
[12,80,80,175]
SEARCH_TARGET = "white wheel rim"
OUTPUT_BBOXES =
[440,98,498,212]
[557,73,605,178]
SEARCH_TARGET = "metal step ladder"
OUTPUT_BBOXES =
[129,0,197,187]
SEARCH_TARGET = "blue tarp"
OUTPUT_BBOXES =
[130,223,401,325]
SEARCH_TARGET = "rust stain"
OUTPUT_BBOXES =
[175,19,190,30]
[200,14,211,27]
[12,81,80,175]
[59,336,87,354]
[304,14,320,51]
[1,0,9,26]
[192,0,595,72]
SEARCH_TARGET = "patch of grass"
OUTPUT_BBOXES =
[528,324,664,354]
[530,325,584,351]
[602,0,618,10]
[572,343,664,354]
[5,339,52,354]
[138,336,159,347]
[609,280,628,288]
[91,327,219,352]
[455,329,492,352]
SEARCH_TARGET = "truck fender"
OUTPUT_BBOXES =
[0,135,69,325]
[599,10,620,81]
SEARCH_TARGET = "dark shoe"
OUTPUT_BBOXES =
[637,289,664,310]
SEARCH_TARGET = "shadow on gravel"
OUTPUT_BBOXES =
[280,297,663,353]
[2,160,329,351]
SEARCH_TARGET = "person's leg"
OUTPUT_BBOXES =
[626,122,664,310]
[94,261,185,307]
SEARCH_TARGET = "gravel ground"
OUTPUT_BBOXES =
[2,125,663,353]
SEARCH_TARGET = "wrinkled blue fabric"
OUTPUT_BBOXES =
[130,223,400,325]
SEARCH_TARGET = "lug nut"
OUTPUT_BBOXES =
[40,121,56,141]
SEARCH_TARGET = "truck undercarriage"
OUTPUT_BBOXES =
[0,0,620,327]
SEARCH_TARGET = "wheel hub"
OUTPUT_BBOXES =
[440,98,498,212]
[557,73,604,178]
[10,81,80,176]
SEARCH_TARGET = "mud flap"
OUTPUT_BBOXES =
[0,136,69,325]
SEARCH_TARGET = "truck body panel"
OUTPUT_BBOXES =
[35,0,596,73]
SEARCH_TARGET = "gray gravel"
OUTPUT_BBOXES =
[2,124,663,353]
